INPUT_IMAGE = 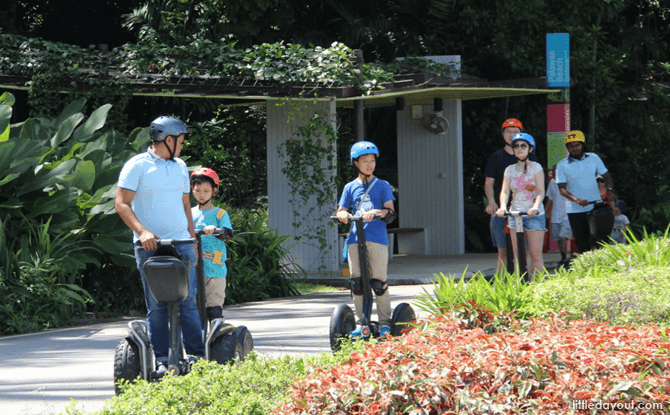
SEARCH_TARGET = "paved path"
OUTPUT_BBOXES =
[0,285,434,415]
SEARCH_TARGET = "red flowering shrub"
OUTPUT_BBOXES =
[273,315,670,414]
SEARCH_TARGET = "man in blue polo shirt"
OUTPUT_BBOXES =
[115,116,205,371]
[556,130,614,254]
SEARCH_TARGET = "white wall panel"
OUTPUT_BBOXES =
[266,100,339,273]
[396,100,465,254]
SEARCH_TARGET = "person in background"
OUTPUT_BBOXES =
[597,174,615,209]
[484,118,539,274]
[610,200,630,245]
[556,130,614,254]
[546,165,572,266]
[496,133,546,278]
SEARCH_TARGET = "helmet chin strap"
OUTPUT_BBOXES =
[162,137,178,161]
[516,156,530,173]
[356,167,373,184]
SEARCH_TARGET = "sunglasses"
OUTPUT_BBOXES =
[512,143,529,149]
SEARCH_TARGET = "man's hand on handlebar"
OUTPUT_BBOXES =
[139,230,158,251]
[485,203,499,215]
[575,198,589,207]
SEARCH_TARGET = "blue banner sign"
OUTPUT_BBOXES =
[546,33,570,87]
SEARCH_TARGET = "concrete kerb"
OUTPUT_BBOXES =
[298,252,565,287]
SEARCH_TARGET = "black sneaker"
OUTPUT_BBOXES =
[207,306,223,321]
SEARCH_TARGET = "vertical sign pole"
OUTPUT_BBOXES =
[546,33,570,252]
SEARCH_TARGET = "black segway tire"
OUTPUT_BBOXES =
[234,325,254,360]
[210,327,243,365]
[113,338,141,395]
[391,302,416,337]
[329,303,356,352]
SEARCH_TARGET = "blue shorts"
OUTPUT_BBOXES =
[508,214,547,232]
[552,220,572,240]
[490,215,507,248]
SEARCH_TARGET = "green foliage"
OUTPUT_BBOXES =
[182,107,267,209]
[103,351,346,415]
[420,230,670,327]
[0,34,132,129]
[0,216,94,334]
[225,209,302,304]
[527,265,670,325]
[0,92,143,334]
[523,229,670,325]
[415,269,534,319]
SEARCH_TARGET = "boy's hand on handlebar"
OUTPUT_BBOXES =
[575,198,589,207]
[336,210,351,224]
[139,230,158,251]
[203,225,216,235]
[361,211,377,222]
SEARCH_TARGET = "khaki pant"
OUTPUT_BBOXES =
[205,276,227,308]
[347,241,392,326]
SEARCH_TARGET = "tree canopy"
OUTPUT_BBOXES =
[1,0,670,241]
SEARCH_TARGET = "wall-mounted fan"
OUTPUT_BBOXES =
[421,98,449,135]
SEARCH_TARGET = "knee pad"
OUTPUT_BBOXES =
[348,277,363,296]
[370,278,388,296]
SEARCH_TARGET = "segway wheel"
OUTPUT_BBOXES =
[210,324,243,365]
[391,302,416,337]
[113,338,141,395]
[329,303,356,352]
[234,326,254,360]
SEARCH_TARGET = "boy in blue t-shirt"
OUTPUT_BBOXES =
[190,167,233,321]
[336,141,396,338]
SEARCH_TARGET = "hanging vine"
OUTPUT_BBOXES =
[278,98,338,273]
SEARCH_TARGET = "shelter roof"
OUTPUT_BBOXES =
[0,73,555,108]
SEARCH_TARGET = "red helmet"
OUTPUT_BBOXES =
[501,118,523,132]
[190,167,219,187]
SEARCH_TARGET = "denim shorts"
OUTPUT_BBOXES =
[508,214,547,231]
[489,215,507,248]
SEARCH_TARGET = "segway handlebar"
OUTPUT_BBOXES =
[503,211,529,217]
[195,227,233,241]
[330,214,382,223]
[134,238,197,247]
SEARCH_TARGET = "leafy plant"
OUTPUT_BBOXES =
[277,315,670,414]
[416,269,534,319]
[225,210,302,304]
[182,107,267,209]
[0,93,143,332]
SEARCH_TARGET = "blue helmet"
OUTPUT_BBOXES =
[150,116,188,142]
[511,133,536,149]
[350,141,379,163]
[615,200,627,213]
